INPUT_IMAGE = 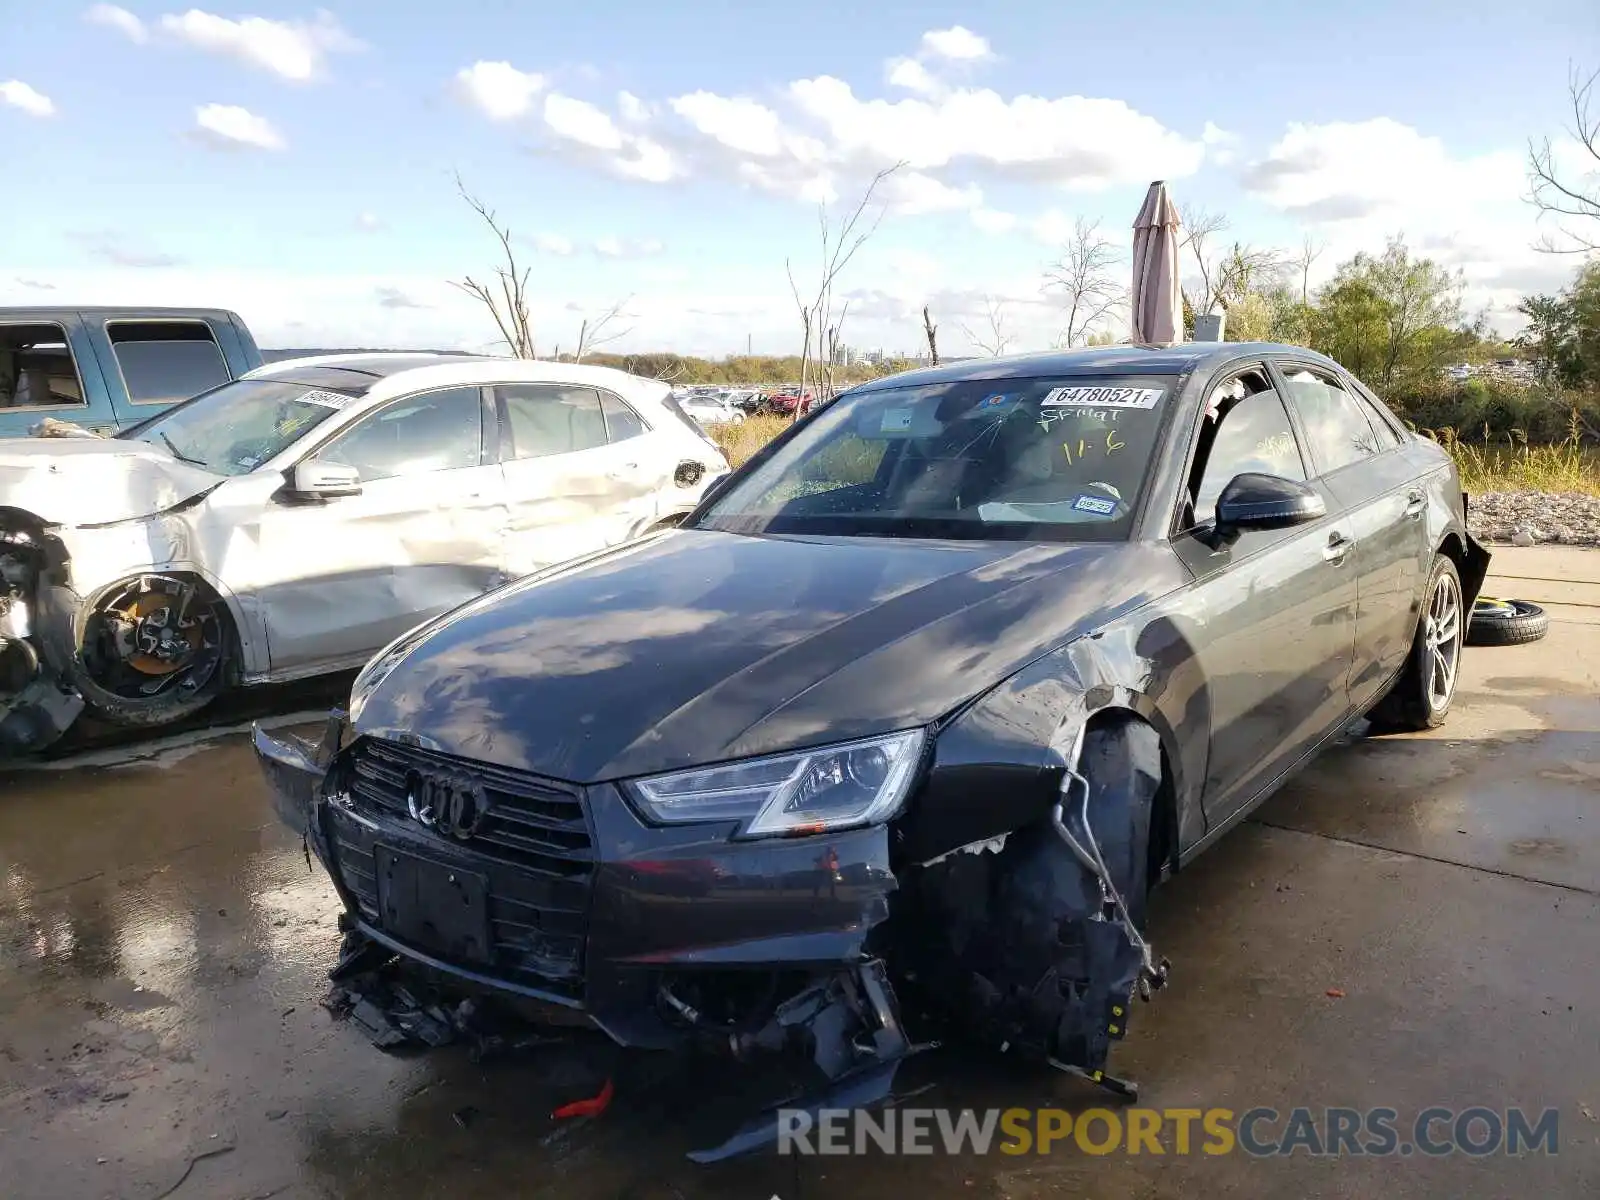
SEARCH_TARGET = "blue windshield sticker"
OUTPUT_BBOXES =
[972,392,1018,413]
[880,408,915,432]
[1072,493,1118,516]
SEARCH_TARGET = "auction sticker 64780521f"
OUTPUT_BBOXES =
[1040,386,1164,410]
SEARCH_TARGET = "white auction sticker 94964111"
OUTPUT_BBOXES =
[1040,386,1164,410]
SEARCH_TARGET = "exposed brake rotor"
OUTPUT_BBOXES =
[110,589,204,676]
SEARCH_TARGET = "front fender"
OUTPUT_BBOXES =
[895,619,1197,868]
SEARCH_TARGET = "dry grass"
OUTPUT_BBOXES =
[1426,413,1600,496]
[707,414,790,468]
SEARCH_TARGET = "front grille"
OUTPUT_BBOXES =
[329,738,596,997]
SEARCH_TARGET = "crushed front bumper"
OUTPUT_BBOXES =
[253,721,902,1045]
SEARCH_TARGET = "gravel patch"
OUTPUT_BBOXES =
[1467,491,1600,547]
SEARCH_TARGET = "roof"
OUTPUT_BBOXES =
[245,352,498,380]
[852,342,1338,391]
[0,305,243,321]
[244,355,676,422]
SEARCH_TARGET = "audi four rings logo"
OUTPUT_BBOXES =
[405,770,491,839]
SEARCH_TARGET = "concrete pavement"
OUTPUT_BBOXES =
[1,550,1598,1199]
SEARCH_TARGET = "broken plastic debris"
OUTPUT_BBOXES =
[552,1078,614,1121]
[1325,988,1346,998]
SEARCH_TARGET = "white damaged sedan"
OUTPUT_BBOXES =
[0,353,729,752]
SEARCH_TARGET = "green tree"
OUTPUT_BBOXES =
[1309,239,1463,389]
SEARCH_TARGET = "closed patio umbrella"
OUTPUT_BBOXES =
[1130,180,1182,345]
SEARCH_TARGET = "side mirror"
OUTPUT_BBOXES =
[1213,472,1325,540]
[287,459,362,500]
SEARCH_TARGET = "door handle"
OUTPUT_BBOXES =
[1405,488,1426,518]
[1323,531,1353,563]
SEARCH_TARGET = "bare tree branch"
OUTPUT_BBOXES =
[922,305,940,365]
[1178,204,1229,315]
[1043,217,1126,348]
[449,173,537,357]
[1213,242,1286,310]
[1294,234,1327,306]
[786,163,906,418]
[573,296,634,362]
[960,294,1015,357]
[1527,63,1600,254]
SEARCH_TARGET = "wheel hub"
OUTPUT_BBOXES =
[113,592,202,676]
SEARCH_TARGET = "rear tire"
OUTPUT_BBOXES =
[1367,554,1464,732]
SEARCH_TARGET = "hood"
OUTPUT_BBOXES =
[0,437,225,527]
[351,529,1188,782]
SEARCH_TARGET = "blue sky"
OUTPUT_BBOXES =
[3,1,1597,355]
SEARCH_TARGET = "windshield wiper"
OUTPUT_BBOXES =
[157,432,207,468]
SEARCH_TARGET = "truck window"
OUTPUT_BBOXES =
[107,320,232,404]
[0,322,86,410]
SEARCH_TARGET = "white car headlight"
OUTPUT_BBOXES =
[626,729,927,838]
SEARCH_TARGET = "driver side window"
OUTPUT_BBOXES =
[317,386,483,482]
[1189,383,1307,527]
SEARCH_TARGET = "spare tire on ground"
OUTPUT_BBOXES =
[1467,598,1550,647]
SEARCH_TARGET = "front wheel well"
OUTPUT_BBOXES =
[72,572,241,728]
[1078,707,1177,895]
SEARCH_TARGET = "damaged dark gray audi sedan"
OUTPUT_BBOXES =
[257,343,1489,1157]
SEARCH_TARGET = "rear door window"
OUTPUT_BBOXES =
[600,391,648,442]
[0,322,86,410]
[1279,363,1385,475]
[497,384,611,459]
[108,320,233,404]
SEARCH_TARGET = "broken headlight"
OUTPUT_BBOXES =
[626,729,926,838]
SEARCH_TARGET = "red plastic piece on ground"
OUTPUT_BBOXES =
[551,1078,614,1120]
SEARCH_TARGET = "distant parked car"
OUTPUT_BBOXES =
[0,353,729,753]
[0,306,262,439]
[767,390,813,416]
[680,392,745,426]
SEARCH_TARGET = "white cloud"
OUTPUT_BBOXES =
[159,8,360,82]
[375,285,429,309]
[354,212,383,231]
[193,103,286,150]
[971,207,1018,234]
[1,80,55,118]
[533,232,574,255]
[617,90,649,123]
[670,91,785,156]
[886,57,940,96]
[544,93,625,149]
[86,3,148,42]
[1030,209,1077,245]
[1242,117,1566,325]
[541,92,681,183]
[1244,117,1522,223]
[592,236,663,258]
[455,60,544,120]
[920,26,992,61]
[1201,120,1239,165]
[881,170,983,215]
[787,76,1204,189]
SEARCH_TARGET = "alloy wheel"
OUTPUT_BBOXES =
[1423,571,1463,711]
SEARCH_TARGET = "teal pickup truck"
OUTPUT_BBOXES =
[1,307,262,439]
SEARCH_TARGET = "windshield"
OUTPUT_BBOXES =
[119,379,363,476]
[693,374,1177,542]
